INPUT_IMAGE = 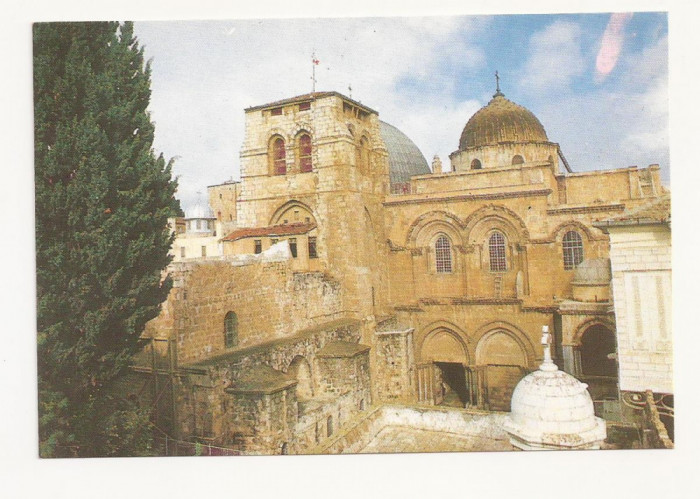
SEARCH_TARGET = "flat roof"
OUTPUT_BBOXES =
[245,91,377,115]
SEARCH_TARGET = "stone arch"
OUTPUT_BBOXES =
[512,154,525,165]
[405,210,465,247]
[289,122,314,139]
[473,321,536,367]
[572,318,616,346]
[419,325,470,365]
[471,158,482,170]
[287,355,314,399]
[266,127,289,143]
[269,200,317,226]
[550,220,597,243]
[464,205,530,244]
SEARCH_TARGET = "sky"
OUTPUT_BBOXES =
[134,12,668,213]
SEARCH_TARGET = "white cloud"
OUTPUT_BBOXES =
[136,18,488,210]
[519,20,586,94]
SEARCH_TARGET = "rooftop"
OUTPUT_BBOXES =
[316,341,371,358]
[245,91,377,114]
[221,222,317,242]
[596,193,671,228]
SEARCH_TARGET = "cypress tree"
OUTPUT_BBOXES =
[34,21,180,457]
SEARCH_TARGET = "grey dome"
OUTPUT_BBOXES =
[573,258,611,285]
[380,121,430,191]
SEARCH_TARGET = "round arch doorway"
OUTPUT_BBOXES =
[419,329,471,407]
[579,324,618,400]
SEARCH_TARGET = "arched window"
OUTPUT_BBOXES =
[327,415,334,436]
[562,230,584,270]
[471,159,482,170]
[224,311,238,348]
[435,235,452,273]
[488,231,507,272]
[298,133,312,172]
[272,137,286,175]
[512,155,524,165]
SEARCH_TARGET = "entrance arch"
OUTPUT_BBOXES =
[579,324,618,400]
[475,329,530,411]
[418,328,471,407]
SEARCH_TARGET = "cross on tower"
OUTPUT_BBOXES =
[348,84,352,99]
[311,51,320,92]
[495,71,500,93]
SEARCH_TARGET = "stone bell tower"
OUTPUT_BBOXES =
[235,91,392,327]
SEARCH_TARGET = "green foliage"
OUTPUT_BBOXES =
[34,21,179,457]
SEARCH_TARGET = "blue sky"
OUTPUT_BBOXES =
[134,12,668,213]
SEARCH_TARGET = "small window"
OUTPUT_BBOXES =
[563,231,584,270]
[327,415,333,437]
[254,239,262,254]
[224,311,238,348]
[271,238,278,246]
[471,159,482,170]
[271,107,283,116]
[289,238,298,258]
[308,237,318,259]
[298,102,310,111]
[488,231,507,272]
[356,136,370,173]
[299,134,312,172]
[435,235,452,273]
[201,246,206,257]
[512,155,524,165]
[180,247,186,258]
[272,137,286,175]
[281,442,289,455]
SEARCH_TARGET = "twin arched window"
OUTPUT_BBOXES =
[562,230,584,270]
[271,134,313,175]
[488,231,507,272]
[224,311,238,348]
[435,235,452,273]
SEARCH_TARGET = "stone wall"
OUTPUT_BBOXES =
[374,329,415,403]
[147,254,346,365]
[608,224,672,393]
[168,319,371,455]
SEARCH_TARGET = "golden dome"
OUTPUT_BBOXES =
[459,92,548,150]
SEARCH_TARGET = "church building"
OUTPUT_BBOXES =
[138,84,670,454]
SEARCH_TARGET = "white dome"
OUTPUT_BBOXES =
[185,202,214,220]
[504,362,606,450]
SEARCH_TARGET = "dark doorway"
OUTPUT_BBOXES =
[580,325,618,402]
[580,325,617,377]
[435,362,469,407]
